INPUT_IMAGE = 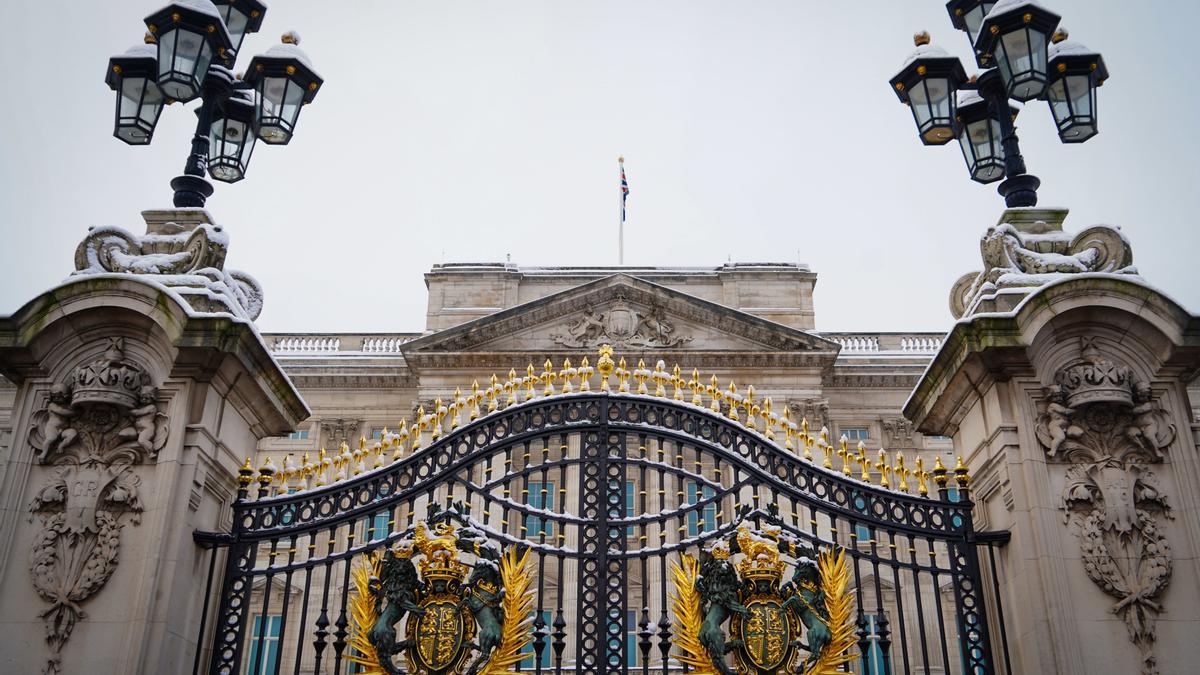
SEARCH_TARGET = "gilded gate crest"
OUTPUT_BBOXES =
[348,506,536,675]
[671,521,857,675]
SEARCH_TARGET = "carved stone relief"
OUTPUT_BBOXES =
[26,338,168,674]
[321,418,362,448]
[550,296,692,349]
[882,417,916,449]
[788,398,830,432]
[1034,338,1176,675]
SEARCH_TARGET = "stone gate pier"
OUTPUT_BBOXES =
[906,208,1200,675]
[0,209,308,674]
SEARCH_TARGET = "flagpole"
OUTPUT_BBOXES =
[618,155,625,265]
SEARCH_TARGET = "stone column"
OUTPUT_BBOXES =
[905,208,1200,675]
[0,209,308,674]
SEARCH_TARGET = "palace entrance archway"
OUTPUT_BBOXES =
[195,349,1010,675]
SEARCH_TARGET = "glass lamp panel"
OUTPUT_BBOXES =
[209,117,250,182]
[1046,78,1071,127]
[280,79,305,128]
[119,77,148,119]
[963,3,996,45]
[959,118,1004,183]
[1067,74,1093,119]
[172,29,203,79]
[909,77,955,144]
[997,27,1048,100]
[219,6,250,51]
[136,81,164,133]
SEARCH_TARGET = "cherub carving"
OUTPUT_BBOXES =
[121,386,167,454]
[1036,385,1081,458]
[36,384,78,458]
[1126,382,1176,460]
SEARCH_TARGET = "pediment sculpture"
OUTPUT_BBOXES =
[26,337,169,675]
[551,297,693,349]
[1034,337,1176,675]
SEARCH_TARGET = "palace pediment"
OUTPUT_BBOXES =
[401,275,839,369]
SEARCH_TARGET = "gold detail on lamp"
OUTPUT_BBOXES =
[914,30,931,46]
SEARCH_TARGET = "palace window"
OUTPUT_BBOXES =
[363,510,389,541]
[245,614,282,675]
[840,426,870,442]
[525,481,554,540]
[852,495,873,545]
[626,479,636,536]
[862,613,890,675]
[286,428,309,440]
[519,610,553,669]
[686,481,717,537]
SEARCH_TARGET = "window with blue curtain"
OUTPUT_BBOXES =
[852,495,872,544]
[686,481,717,537]
[626,479,636,536]
[525,481,554,539]
[364,510,388,541]
[863,613,888,675]
[626,610,639,666]
[245,614,281,675]
[518,610,553,669]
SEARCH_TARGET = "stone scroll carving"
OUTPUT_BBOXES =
[551,297,693,349]
[951,221,1138,318]
[1034,338,1176,675]
[26,338,168,675]
[72,217,263,320]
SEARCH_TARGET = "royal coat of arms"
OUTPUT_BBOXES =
[348,507,535,675]
[671,523,857,675]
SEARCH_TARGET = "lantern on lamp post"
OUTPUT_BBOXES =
[106,0,324,208]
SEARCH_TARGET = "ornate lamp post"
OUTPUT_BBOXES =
[890,1,1108,207]
[105,0,323,207]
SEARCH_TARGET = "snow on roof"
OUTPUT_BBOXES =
[1048,40,1096,60]
[122,44,157,59]
[898,43,953,72]
[985,0,1052,21]
[158,0,222,20]
[263,43,319,77]
[957,88,985,107]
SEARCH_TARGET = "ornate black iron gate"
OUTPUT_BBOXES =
[193,359,1010,675]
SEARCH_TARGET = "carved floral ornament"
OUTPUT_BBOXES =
[26,337,169,675]
[551,296,693,349]
[1034,337,1176,675]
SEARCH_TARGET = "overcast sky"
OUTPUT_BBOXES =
[2,1,1196,334]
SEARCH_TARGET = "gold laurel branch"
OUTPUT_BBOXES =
[669,553,718,675]
[346,550,387,675]
[480,546,538,674]
[805,546,858,675]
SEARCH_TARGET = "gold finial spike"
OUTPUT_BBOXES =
[915,457,929,497]
[896,451,910,493]
[524,364,537,401]
[839,436,852,476]
[1052,27,1069,44]
[858,446,870,482]
[708,374,722,413]
[875,450,891,489]
[652,360,667,397]
[689,368,703,406]
[726,382,740,421]
[617,357,631,393]
[578,356,593,391]
[634,359,650,395]
[560,358,576,393]
[953,455,971,488]
[672,364,684,401]
[542,358,557,396]
[506,368,519,406]
[933,456,949,488]
[914,30,931,47]
[782,407,794,450]
[237,457,255,488]
[819,427,833,469]
[358,436,366,452]
[760,398,774,440]
[487,374,499,412]
[803,423,815,462]
[258,455,277,487]
[596,345,614,391]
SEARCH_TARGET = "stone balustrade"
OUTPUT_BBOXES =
[820,332,944,354]
[268,333,421,355]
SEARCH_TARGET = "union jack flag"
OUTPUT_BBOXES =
[620,157,629,223]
